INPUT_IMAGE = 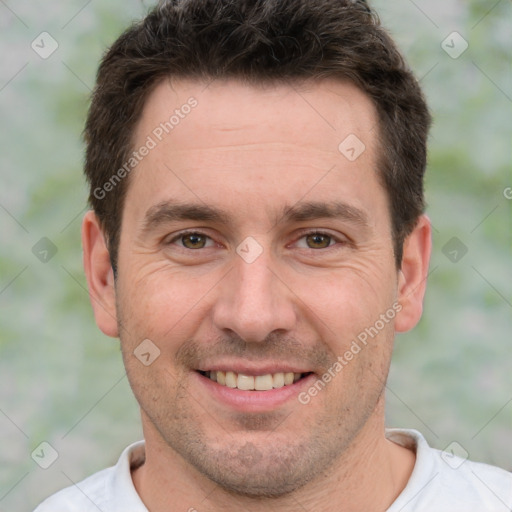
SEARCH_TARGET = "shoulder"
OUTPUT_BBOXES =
[33,441,147,512]
[387,428,512,511]
[33,466,113,512]
[434,453,512,507]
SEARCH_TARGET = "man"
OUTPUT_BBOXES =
[34,0,512,510]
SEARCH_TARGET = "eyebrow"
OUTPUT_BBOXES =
[140,199,369,235]
[141,201,232,234]
[279,201,369,228]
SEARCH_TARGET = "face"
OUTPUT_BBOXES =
[84,77,429,498]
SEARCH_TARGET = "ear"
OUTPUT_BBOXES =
[82,210,119,338]
[395,214,432,333]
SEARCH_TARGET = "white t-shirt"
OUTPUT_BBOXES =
[34,429,512,511]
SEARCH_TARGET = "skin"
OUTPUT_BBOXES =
[83,78,431,511]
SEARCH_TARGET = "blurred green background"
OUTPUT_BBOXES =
[0,1,510,510]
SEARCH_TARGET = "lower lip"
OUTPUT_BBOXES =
[193,371,317,412]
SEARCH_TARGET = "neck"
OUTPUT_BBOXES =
[132,398,415,511]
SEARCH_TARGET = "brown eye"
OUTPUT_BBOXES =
[181,233,208,249]
[305,233,333,249]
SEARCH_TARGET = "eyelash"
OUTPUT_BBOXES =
[165,229,347,251]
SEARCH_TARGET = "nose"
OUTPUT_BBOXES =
[212,245,297,343]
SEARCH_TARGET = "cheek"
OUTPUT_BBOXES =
[294,265,397,340]
[289,264,398,394]
[116,265,215,348]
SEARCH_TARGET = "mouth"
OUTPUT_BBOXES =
[197,370,313,391]
[194,368,317,411]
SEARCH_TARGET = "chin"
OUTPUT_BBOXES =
[196,451,314,499]
[168,430,340,500]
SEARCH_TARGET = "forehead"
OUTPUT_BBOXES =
[125,77,384,230]
[137,77,377,155]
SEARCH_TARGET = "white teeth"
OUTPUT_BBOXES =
[237,374,254,390]
[225,371,237,388]
[273,372,285,388]
[206,371,305,390]
[255,374,273,391]
[217,370,226,385]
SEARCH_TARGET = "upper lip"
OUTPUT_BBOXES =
[196,362,314,376]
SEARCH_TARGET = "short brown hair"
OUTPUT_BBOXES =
[84,0,431,270]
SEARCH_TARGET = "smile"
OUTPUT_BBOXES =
[198,370,311,391]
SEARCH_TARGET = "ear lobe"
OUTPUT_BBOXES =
[82,210,119,338]
[395,215,432,333]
